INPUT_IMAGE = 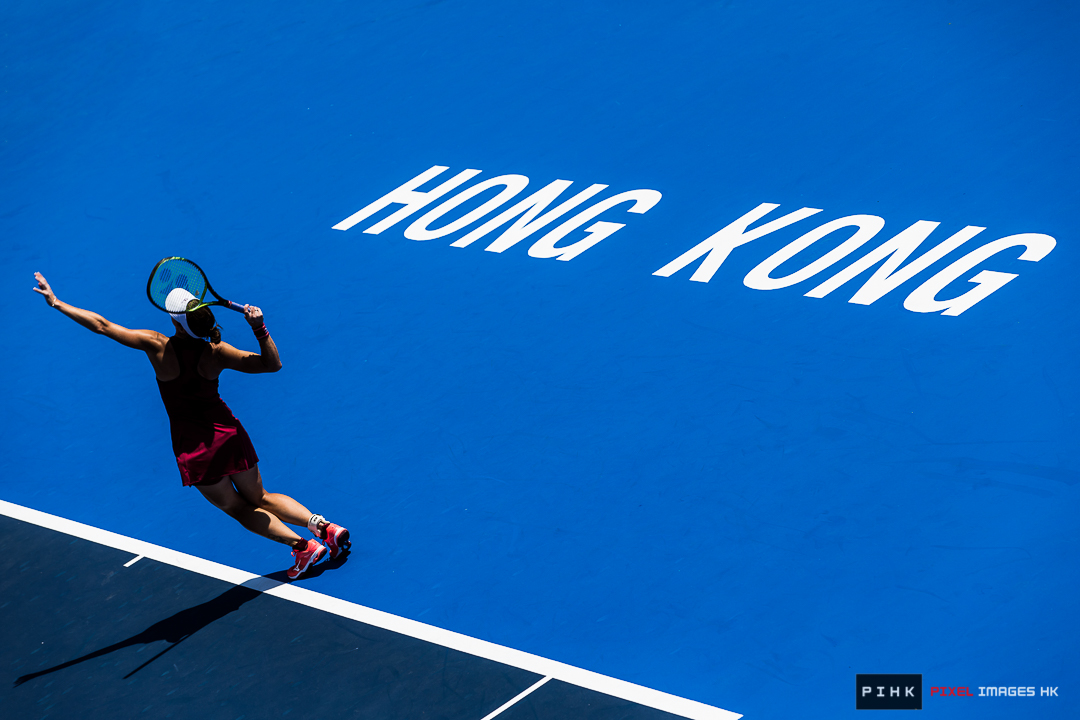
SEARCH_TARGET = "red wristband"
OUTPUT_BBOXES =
[253,323,269,339]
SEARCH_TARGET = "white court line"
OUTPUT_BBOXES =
[123,555,144,567]
[480,676,551,720]
[0,499,742,720]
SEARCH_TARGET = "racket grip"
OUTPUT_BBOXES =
[226,301,245,312]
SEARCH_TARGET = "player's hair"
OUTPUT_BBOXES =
[186,300,222,344]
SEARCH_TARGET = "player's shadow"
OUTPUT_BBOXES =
[13,551,349,688]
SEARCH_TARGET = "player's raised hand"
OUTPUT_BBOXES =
[244,304,265,327]
[33,272,57,307]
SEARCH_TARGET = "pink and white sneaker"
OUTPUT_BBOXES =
[319,523,351,558]
[288,539,327,580]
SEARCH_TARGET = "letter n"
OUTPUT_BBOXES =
[805,221,985,304]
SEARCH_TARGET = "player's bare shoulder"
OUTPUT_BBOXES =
[202,339,252,375]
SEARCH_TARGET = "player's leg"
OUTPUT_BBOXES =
[229,466,314,527]
[231,465,352,557]
[195,475,302,546]
[197,475,327,579]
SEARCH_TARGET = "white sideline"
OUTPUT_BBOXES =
[0,499,742,720]
[480,676,552,720]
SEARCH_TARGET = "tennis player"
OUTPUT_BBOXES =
[32,271,349,579]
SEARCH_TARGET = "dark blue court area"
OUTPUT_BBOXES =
[2,514,692,720]
[2,1,1078,718]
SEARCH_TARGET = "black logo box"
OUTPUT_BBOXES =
[856,674,923,710]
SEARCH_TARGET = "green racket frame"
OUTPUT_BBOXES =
[146,257,245,314]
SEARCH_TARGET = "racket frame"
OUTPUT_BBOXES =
[146,257,245,314]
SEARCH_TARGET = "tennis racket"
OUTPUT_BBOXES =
[146,257,245,314]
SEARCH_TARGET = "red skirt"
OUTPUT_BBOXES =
[173,418,260,487]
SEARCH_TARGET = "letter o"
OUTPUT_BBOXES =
[405,175,530,241]
[744,215,886,290]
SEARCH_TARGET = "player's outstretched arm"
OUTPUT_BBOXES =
[34,272,164,351]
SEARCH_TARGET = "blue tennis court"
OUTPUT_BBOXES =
[2,1,1077,718]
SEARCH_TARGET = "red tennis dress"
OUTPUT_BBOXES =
[157,333,259,486]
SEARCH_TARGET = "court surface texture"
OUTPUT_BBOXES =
[1,2,1077,719]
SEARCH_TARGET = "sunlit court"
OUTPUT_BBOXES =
[2,2,1077,718]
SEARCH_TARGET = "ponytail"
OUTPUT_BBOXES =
[186,303,221,343]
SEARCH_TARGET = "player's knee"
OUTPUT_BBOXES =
[217,496,252,517]
[251,491,274,509]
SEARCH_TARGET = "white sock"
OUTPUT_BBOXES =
[307,514,326,536]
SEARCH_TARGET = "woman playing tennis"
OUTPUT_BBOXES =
[32,271,349,579]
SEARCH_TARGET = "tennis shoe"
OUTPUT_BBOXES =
[319,522,352,558]
[288,539,327,580]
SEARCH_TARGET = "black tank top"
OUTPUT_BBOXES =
[157,334,232,427]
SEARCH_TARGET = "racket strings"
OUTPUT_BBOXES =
[148,258,208,312]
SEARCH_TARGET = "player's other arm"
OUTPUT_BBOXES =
[33,272,165,351]
[213,304,282,374]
